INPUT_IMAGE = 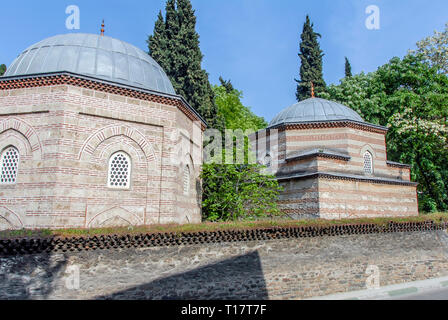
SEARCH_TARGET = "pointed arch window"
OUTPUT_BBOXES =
[363,151,373,175]
[0,146,19,185]
[183,165,190,195]
[108,151,131,189]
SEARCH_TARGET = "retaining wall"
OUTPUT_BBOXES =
[1,224,448,299]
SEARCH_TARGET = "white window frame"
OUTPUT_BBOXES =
[0,146,20,185]
[107,151,131,189]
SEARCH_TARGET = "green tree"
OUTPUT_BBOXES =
[213,81,267,131]
[0,64,6,76]
[201,163,283,221]
[148,0,224,130]
[410,22,448,74]
[148,11,170,75]
[202,81,278,222]
[321,54,448,212]
[345,57,352,78]
[295,15,326,101]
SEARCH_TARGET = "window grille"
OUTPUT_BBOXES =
[183,165,190,194]
[0,146,19,185]
[363,151,373,175]
[108,152,131,189]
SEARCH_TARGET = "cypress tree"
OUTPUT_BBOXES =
[345,57,352,78]
[219,76,234,93]
[295,15,326,101]
[148,0,224,130]
[147,11,170,74]
[0,64,6,76]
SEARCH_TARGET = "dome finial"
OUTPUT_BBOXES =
[311,81,315,98]
[100,20,105,36]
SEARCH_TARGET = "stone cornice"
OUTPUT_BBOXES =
[386,160,411,169]
[271,120,388,134]
[0,72,207,131]
[286,151,351,162]
[276,171,418,186]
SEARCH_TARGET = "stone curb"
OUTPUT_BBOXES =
[307,275,448,300]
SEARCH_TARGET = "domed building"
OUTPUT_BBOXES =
[0,33,205,229]
[257,97,418,219]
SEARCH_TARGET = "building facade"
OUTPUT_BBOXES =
[0,33,205,230]
[257,97,419,219]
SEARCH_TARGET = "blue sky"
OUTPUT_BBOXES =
[0,0,447,122]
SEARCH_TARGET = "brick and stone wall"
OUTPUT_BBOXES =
[276,178,320,218]
[318,177,418,219]
[1,230,448,299]
[280,126,409,180]
[258,123,418,219]
[0,82,203,229]
[276,176,418,219]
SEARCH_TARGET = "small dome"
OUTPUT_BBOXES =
[268,98,364,128]
[4,33,175,95]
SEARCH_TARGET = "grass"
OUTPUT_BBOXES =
[0,212,447,240]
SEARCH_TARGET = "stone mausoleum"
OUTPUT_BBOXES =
[0,32,419,230]
[256,97,419,219]
[0,33,205,230]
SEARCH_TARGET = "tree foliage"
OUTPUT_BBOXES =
[410,23,448,74]
[295,15,326,101]
[148,0,224,130]
[148,0,278,222]
[0,64,6,76]
[213,81,267,131]
[202,81,278,222]
[201,163,283,221]
[321,54,448,212]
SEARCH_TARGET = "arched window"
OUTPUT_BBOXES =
[0,146,19,185]
[363,151,373,175]
[183,165,190,194]
[108,151,131,189]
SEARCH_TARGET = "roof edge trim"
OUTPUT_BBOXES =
[0,71,207,128]
[276,171,418,186]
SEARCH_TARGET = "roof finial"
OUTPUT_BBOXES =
[311,81,315,98]
[100,20,105,36]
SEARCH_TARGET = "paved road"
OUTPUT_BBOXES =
[389,287,448,300]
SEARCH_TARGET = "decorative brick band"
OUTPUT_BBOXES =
[0,221,445,256]
[272,121,388,134]
[0,72,207,131]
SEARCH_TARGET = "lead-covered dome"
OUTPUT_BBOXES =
[3,33,176,95]
[268,97,364,128]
